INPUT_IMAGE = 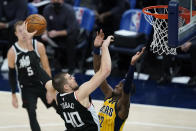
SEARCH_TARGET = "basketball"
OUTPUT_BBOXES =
[25,14,47,36]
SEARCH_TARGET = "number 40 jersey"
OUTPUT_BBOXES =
[56,92,100,131]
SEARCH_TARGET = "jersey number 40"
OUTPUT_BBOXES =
[63,111,85,128]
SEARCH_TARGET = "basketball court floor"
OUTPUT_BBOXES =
[0,92,196,131]
[1,1,196,130]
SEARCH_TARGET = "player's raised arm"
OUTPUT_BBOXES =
[93,30,113,99]
[37,42,51,77]
[76,35,113,102]
[117,47,145,119]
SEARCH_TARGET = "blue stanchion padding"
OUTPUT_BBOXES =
[168,0,179,48]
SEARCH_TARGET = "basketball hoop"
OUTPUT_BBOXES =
[142,5,190,55]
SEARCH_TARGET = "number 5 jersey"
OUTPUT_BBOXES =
[12,39,43,89]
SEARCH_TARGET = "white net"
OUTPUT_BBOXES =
[143,7,185,55]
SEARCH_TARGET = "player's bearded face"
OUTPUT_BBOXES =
[73,86,79,91]
[66,75,78,91]
[69,84,79,91]
[65,73,78,91]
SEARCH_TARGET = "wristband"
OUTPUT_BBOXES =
[93,47,100,55]
[123,65,135,95]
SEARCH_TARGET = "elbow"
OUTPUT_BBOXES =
[103,66,111,78]
[107,67,111,76]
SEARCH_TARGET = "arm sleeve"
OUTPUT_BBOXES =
[8,68,17,94]
[93,47,101,55]
[123,65,135,95]
[38,66,51,86]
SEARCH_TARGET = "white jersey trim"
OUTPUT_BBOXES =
[12,45,21,90]
[14,40,40,58]
[34,39,40,58]
[74,92,78,100]
[12,46,17,64]
[15,42,28,53]
[88,104,100,131]
[60,92,69,96]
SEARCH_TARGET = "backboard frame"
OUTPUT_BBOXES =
[168,0,196,48]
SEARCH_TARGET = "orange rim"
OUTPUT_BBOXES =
[142,5,169,19]
[180,10,196,23]
[142,5,193,20]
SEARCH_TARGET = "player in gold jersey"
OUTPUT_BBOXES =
[93,30,145,131]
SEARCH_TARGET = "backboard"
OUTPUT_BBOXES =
[143,0,196,55]
[168,0,196,48]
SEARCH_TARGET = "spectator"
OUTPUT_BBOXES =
[180,39,196,86]
[157,0,196,85]
[42,0,80,73]
[135,0,157,9]
[29,0,41,3]
[0,0,28,58]
[64,0,74,6]
[92,0,128,37]
[157,55,173,84]
[157,40,196,86]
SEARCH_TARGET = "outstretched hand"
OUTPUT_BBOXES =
[131,47,145,65]
[46,90,56,104]
[12,94,18,108]
[23,21,37,39]
[102,35,114,47]
[94,29,104,47]
[22,22,37,51]
[181,41,192,52]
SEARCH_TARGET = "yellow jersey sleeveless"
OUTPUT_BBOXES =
[98,97,126,131]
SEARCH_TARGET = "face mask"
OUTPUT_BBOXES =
[53,2,62,14]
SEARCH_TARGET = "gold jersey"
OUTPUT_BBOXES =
[98,97,126,131]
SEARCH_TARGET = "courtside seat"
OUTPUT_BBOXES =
[28,3,38,15]
[110,9,152,55]
[74,7,95,32]
[109,9,152,78]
